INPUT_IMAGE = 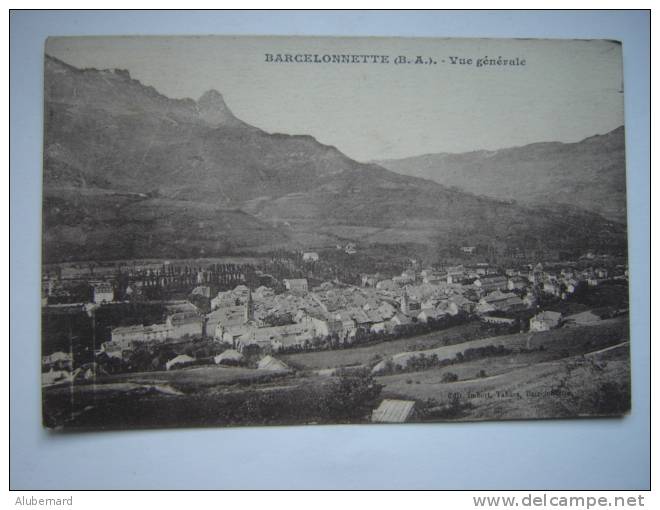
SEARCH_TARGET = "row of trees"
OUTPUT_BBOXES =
[375,344,513,376]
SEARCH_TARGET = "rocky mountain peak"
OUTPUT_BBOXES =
[197,89,239,126]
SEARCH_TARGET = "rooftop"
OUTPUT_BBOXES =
[372,399,416,423]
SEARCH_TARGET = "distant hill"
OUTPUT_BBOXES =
[376,127,627,223]
[43,55,626,262]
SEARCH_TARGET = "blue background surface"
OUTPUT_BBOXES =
[10,10,650,489]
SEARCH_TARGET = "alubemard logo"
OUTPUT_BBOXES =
[14,496,73,506]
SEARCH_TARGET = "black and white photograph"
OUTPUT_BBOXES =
[40,35,631,431]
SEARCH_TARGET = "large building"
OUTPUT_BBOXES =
[107,323,171,351]
[104,301,203,354]
[166,310,203,339]
[476,276,508,293]
[93,283,114,304]
[216,313,338,353]
[283,278,309,293]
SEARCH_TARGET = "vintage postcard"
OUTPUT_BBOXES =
[41,36,630,430]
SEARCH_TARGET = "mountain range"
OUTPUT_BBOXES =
[42,55,627,263]
[376,127,627,224]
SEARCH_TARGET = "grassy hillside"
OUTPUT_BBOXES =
[42,188,291,262]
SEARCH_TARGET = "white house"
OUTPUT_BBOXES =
[93,283,114,304]
[529,311,562,332]
[417,308,448,323]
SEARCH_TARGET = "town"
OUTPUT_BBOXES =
[41,245,630,428]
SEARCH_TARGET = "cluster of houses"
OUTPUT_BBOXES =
[45,256,626,372]
[189,267,533,354]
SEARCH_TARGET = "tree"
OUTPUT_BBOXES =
[441,372,458,383]
[324,368,382,421]
[126,346,154,372]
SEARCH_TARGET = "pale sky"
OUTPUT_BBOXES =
[46,35,624,161]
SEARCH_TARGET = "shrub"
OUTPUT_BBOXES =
[324,367,383,421]
[441,372,459,383]
[422,393,473,420]
[369,354,383,364]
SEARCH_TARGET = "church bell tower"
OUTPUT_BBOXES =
[244,288,254,323]
[400,289,409,315]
